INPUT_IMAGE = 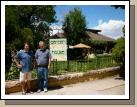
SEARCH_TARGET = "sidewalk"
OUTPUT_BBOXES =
[10,75,125,95]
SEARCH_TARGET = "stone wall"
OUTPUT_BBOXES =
[5,66,122,94]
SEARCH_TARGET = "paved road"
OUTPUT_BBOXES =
[10,75,125,95]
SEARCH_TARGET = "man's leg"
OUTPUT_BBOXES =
[26,72,33,93]
[21,81,26,94]
[43,68,48,92]
[24,79,28,92]
[37,67,43,92]
[20,72,27,95]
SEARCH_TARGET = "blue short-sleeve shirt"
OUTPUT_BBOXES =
[16,50,34,72]
[35,49,51,67]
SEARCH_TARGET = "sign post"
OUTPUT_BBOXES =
[50,39,67,61]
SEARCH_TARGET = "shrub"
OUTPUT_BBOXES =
[112,37,125,65]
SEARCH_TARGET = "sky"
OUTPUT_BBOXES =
[51,5,125,39]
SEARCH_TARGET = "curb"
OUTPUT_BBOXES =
[5,66,122,94]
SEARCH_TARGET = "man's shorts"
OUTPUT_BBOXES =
[20,71,32,82]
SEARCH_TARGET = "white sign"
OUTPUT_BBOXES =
[50,39,67,61]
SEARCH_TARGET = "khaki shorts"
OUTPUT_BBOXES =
[20,72,32,82]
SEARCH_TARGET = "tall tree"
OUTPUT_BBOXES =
[62,8,87,45]
[111,4,125,66]
[5,5,57,72]
[111,5,125,9]
[122,25,125,37]
[112,24,125,78]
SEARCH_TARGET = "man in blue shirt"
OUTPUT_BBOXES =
[35,41,51,93]
[15,42,34,95]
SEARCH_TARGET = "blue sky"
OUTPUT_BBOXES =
[51,5,125,39]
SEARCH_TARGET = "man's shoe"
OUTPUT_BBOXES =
[26,90,33,94]
[22,91,26,95]
[37,89,42,93]
[30,91,33,94]
[27,91,33,94]
[44,88,48,92]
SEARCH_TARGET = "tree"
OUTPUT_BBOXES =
[6,5,57,47]
[62,8,87,45]
[111,4,125,77]
[5,5,57,78]
[111,5,125,9]
[111,4,125,64]
[112,37,125,65]
[112,19,125,65]
[122,25,125,37]
[111,26,125,78]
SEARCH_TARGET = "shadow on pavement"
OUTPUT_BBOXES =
[114,77,125,80]
[48,86,64,91]
[31,86,64,92]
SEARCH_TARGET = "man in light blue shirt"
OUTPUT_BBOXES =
[15,42,34,95]
[35,41,51,93]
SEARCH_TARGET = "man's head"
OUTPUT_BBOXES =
[24,42,30,51]
[39,41,45,49]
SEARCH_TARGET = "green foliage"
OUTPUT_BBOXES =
[62,8,87,60]
[5,5,57,78]
[21,28,34,49]
[112,37,125,64]
[6,61,20,80]
[5,50,19,80]
[48,56,119,76]
[63,8,87,45]
[5,43,16,71]
[122,25,125,36]
[33,5,57,23]
[6,56,119,80]
[31,69,37,79]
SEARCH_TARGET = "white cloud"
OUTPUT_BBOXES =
[93,20,125,39]
[98,19,103,25]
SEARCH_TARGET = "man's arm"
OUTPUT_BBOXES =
[14,57,22,68]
